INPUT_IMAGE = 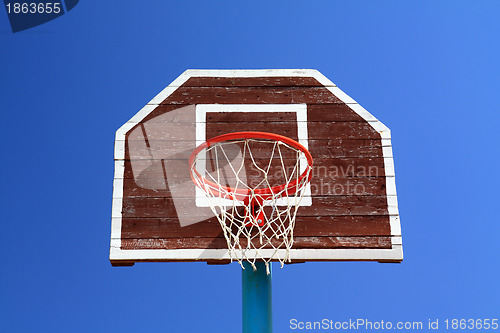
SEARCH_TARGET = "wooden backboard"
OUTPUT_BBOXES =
[110,69,402,266]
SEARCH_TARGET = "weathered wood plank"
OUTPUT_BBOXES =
[120,138,385,159]
[124,123,382,147]
[121,195,389,218]
[120,156,386,179]
[206,111,298,123]
[182,76,325,87]
[161,87,342,105]
[130,104,378,125]
[120,176,388,198]
[120,236,392,250]
[121,215,391,239]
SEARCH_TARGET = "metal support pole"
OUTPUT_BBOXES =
[242,262,272,333]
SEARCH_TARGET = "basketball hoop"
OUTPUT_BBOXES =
[189,132,313,273]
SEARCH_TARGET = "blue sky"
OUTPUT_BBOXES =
[1,1,499,332]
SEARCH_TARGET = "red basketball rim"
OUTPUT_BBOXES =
[189,131,313,200]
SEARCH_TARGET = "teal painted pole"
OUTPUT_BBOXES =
[242,262,272,333]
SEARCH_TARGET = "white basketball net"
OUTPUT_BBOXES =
[190,137,312,274]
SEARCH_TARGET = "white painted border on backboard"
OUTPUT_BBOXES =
[109,241,403,262]
[194,104,312,207]
[110,69,402,264]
